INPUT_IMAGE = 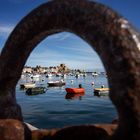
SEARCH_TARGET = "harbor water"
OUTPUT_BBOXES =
[16,73,117,129]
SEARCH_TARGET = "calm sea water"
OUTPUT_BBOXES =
[16,74,117,129]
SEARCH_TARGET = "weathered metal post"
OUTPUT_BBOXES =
[0,0,140,139]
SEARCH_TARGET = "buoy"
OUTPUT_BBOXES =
[71,80,74,83]
[101,85,105,88]
[91,82,94,85]
[79,84,82,88]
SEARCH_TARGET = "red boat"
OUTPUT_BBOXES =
[65,88,85,94]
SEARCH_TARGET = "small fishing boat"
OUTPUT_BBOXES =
[56,73,62,77]
[92,72,98,77]
[65,88,85,94]
[94,88,109,96]
[20,83,36,89]
[26,87,46,95]
[47,80,66,87]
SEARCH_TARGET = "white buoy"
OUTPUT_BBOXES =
[91,82,94,85]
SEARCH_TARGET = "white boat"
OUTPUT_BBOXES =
[20,83,36,89]
[92,72,98,76]
[31,74,41,78]
[30,74,41,81]
[20,74,25,79]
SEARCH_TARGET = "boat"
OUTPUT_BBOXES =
[92,72,98,77]
[20,83,36,89]
[30,74,41,81]
[56,73,62,77]
[94,88,109,96]
[75,74,80,78]
[26,87,46,95]
[47,80,66,87]
[20,74,25,79]
[46,73,53,78]
[65,92,85,100]
[61,74,67,78]
[65,88,85,94]
[83,73,87,77]
[31,74,41,78]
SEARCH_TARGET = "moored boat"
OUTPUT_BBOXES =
[26,87,46,95]
[20,83,36,89]
[92,72,98,77]
[56,73,62,77]
[47,80,66,87]
[31,74,41,78]
[65,88,85,94]
[94,88,109,96]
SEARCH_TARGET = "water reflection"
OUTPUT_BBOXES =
[65,92,85,100]
[16,73,118,129]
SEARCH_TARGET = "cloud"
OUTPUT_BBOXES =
[58,33,72,41]
[26,47,97,61]
[26,47,104,70]
[47,32,72,41]
[0,25,14,38]
[45,32,98,57]
[56,45,96,55]
[40,35,98,58]
[0,25,14,50]
[25,33,104,70]
[0,25,14,34]
[27,56,103,70]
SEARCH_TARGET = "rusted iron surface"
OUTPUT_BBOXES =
[32,124,117,140]
[0,0,140,139]
[0,119,31,140]
[0,119,117,140]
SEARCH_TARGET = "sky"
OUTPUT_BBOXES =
[0,0,140,71]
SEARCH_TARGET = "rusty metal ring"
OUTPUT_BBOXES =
[0,0,140,139]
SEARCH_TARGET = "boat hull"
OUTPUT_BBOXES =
[65,88,85,94]
[47,82,65,87]
[20,83,36,89]
[26,87,46,95]
[94,88,109,96]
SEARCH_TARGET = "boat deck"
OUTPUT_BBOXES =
[94,88,109,96]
